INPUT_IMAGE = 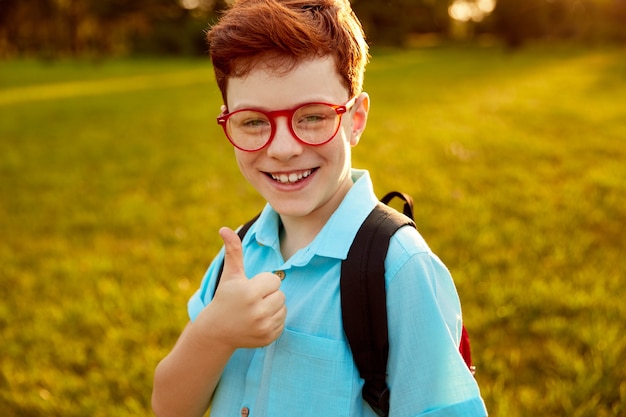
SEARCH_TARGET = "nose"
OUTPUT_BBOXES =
[265,116,303,160]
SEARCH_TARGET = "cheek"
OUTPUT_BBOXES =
[338,123,358,147]
[335,129,354,155]
[323,135,352,170]
[235,151,255,177]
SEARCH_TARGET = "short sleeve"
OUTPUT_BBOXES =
[384,229,487,416]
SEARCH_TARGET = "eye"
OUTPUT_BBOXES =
[230,111,270,130]
[294,104,334,127]
[298,113,327,124]
[242,118,270,128]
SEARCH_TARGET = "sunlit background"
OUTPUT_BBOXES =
[1,0,625,58]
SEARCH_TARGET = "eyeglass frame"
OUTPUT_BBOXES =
[216,96,357,152]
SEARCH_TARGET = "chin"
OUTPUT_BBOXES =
[270,202,315,219]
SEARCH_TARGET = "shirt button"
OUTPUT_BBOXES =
[241,406,250,417]
[274,270,286,280]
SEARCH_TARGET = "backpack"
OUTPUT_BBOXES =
[214,191,474,417]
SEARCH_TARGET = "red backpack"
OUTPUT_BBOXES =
[215,191,475,417]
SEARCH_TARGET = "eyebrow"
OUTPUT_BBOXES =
[228,98,341,112]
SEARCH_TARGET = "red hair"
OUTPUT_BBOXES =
[207,0,369,102]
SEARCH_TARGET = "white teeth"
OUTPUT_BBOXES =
[271,170,312,184]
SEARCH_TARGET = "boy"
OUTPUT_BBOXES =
[152,1,488,416]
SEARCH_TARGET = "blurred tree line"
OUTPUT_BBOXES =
[0,0,228,58]
[1,0,625,59]
[485,0,626,48]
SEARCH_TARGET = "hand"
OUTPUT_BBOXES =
[202,227,287,349]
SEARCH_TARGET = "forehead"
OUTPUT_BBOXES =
[225,56,348,110]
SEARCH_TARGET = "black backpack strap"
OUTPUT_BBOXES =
[380,191,414,219]
[212,213,261,296]
[340,201,415,417]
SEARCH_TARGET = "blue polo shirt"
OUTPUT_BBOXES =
[188,169,487,417]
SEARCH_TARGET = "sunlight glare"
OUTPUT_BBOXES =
[449,0,497,22]
[477,0,496,14]
[180,0,200,10]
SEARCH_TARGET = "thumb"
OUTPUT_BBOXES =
[219,227,246,281]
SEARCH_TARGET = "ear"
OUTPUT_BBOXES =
[350,92,370,146]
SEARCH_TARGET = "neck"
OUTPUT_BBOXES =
[278,171,354,260]
[278,215,324,261]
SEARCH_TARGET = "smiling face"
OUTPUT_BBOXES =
[224,56,369,225]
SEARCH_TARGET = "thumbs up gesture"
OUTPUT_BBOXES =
[207,227,287,349]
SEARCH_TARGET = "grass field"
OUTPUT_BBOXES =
[1,44,625,417]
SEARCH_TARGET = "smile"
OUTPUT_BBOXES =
[269,169,313,184]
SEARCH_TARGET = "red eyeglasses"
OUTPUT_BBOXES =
[217,97,356,152]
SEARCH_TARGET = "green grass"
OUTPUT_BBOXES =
[1,45,625,416]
